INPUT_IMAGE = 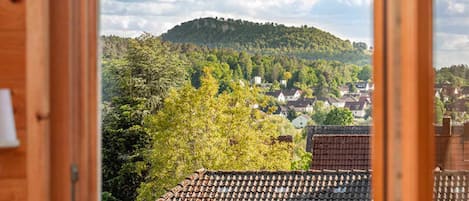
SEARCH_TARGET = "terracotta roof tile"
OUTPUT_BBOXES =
[158,169,372,201]
[159,170,469,201]
[310,135,370,170]
[306,125,469,171]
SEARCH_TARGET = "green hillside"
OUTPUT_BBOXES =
[161,17,370,65]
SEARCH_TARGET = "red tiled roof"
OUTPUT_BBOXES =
[344,101,366,111]
[158,169,372,201]
[307,124,469,171]
[310,135,370,170]
[158,169,469,201]
[434,170,469,200]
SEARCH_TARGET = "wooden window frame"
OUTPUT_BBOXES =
[372,0,434,200]
[26,0,100,201]
[26,0,435,200]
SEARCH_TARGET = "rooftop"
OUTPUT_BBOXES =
[159,169,469,201]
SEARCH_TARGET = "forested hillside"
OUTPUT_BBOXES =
[161,17,371,65]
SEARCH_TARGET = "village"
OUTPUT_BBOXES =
[251,75,374,128]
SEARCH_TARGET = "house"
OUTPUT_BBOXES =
[440,86,460,101]
[339,85,350,96]
[282,89,302,101]
[460,86,469,98]
[359,96,371,105]
[272,105,288,117]
[355,81,372,91]
[280,79,287,87]
[158,168,469,201]
[323,97,346,108]
[265,90,285,102]
[286,98,315,113]
[345,101,368,118]
[447,98,469,113]
[291,114,311,128]
[311,134,370,170]
[306,126,370,169]
[251,76,262,85]
[306,118,469,170]
[158,169,372,201]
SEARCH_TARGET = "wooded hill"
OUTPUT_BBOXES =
[161,17,371,65]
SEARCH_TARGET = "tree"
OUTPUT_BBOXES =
[349,83,357,93]
[434,98,445,124]
[102,34,186,201]
[283,71,292,81]
[358,65,372,81]
[311,101,329,125]
[239,51,253,80]
[324,107,354,125]
[137,69,293,201]
[287,108,298,121]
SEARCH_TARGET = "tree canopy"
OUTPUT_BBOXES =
[136,69,293,200]
[323,107,354,126]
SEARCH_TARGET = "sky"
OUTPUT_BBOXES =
[101,0,469,68]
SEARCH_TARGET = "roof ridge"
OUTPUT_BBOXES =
[157,168,207,201]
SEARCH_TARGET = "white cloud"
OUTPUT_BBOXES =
[447,0,466,14]
[337,0,371,7]
[100,0,322,37]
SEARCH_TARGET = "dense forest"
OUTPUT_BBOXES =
[162,17,371,65]
[435,64,469,86]
[101,18,374,201]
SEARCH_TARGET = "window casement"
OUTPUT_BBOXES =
[372,0,434,200]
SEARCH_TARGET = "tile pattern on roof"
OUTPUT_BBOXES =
[310,135,370,170]
[159,170,469,201]
[434,171,469,200]
[158,169,371,201]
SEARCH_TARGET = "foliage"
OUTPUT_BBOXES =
[311,101,330,125]
[291,149,312,170]
[137,69,293,200]
[102,192,120,201]
[358,65,372,81]
[323,107,354,125]
[435,64,469,86]
[102,34,186,201]
[434,98,445,124]
[287,108,298,121]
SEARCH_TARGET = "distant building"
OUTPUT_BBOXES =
[265,90,285,102]
[324,97,346,108]
[282,89,302,101]
[305,118,469,170]
[280,79,287,87]
[291,114,311,128]
[355,81,373,91]
[339,85,350,96]
[286,98,315,113]
[251,76,262,85]
[344,101,368,118]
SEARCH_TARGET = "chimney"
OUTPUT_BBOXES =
[464,122,469,140]
[463,122,469,161]
[442,116,451,136]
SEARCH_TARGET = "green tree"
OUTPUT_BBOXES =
[358,65,372,81]
[311,101,329,125]
[434,98,445,124]
[324,107,354,125]
[287,108,298,121]
[239,51,253,79]
[102,33,186,201]
[137,69,292,200]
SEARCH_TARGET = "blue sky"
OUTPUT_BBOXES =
[101,0,469,68]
